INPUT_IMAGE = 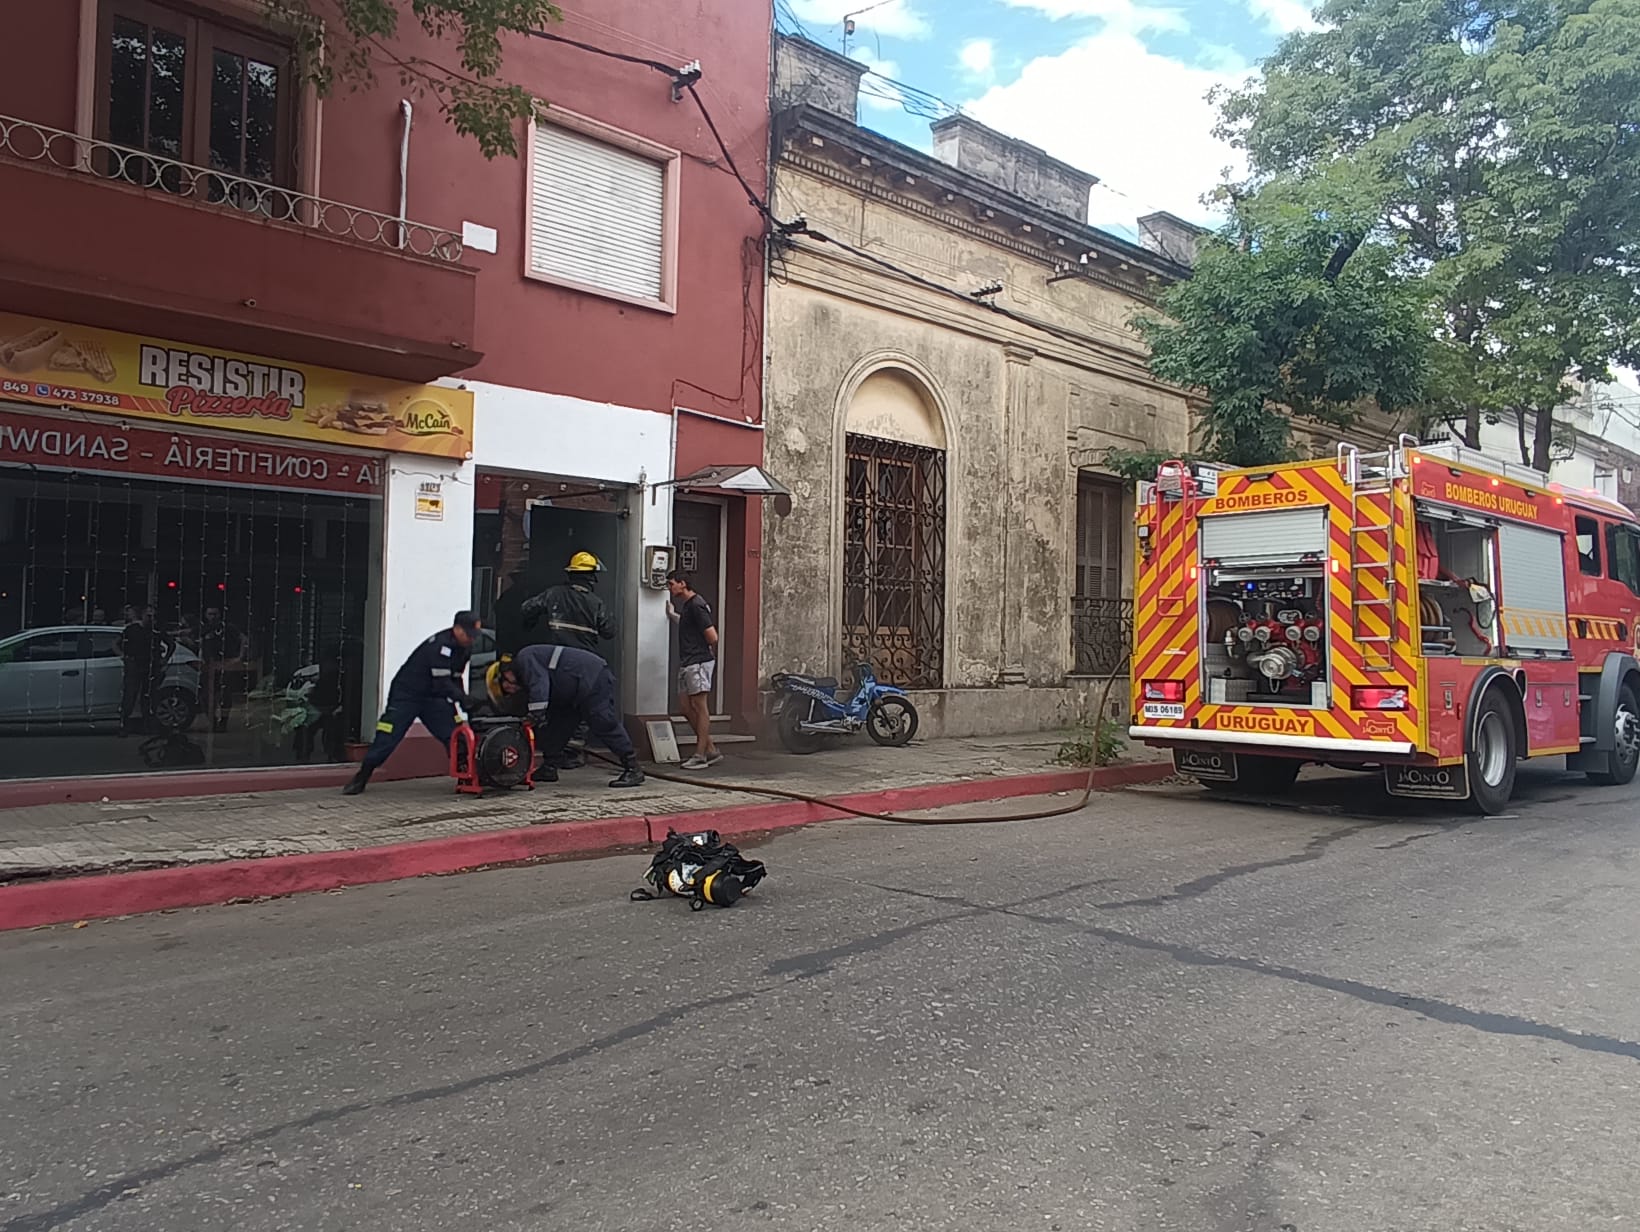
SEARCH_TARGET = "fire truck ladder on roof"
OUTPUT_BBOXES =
[1339,439,1411,671]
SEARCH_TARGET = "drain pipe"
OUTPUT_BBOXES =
[397,99,412,249]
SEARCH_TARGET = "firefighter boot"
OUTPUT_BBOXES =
[608,758,645,789]
[342,765,374,796]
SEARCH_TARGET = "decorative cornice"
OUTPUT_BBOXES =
[773,247,1190,401]
[780,149,1164,307]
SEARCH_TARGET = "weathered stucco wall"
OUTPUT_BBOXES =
[761,149,1192,737]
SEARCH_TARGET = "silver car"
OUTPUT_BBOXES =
[0,625,202,730]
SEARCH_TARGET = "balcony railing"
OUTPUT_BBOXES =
[1071,596,1133,676]
[0,113,463,263]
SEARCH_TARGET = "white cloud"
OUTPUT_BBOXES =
[966,32,1252,230]
[1245,0,1319,34]
[958,38,995,77]
[849,47,908,112]
[789,0,931,39]
[996,0,1189,36]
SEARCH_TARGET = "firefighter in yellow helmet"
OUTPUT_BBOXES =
[519,551,616,769]
[521,551,615,654]
[485,647,645,788]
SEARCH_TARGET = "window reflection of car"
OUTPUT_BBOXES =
[286,629,498,693]
[0,626,201,731]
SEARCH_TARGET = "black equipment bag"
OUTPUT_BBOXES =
[631,829,767,910]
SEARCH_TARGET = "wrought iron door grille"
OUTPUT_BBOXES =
[843,434,946,688]
[1071,597,1133,676]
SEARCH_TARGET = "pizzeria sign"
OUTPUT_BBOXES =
[0,310,473,459]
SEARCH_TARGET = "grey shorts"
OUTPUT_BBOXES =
[679,661,716,697]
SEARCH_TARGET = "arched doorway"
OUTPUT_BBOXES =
[841,368,947,688]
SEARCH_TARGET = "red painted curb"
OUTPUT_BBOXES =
[0,762,1171,931]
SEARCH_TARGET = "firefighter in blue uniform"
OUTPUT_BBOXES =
[487,644,646,788]
[343,611,481,795]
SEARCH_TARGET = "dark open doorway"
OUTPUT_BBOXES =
[670,497,724,716]
[473,471,629,687]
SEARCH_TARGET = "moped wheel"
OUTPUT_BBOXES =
[776,699,825,754]
[866,696,918,747]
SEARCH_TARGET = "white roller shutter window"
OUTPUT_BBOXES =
[530,122,666,302]
[1497,521,1570,653]
[1199,507,1331,567]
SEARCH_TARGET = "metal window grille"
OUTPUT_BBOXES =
[842,434,946,688]
[1071,598,1133,676]
[1073,476,1130,675]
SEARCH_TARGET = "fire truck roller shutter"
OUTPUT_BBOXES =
[1199,507,1331,569]
[1496,522,1570,654]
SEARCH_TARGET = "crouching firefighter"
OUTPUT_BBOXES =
[487,644,646,788]
[343,611,479,796]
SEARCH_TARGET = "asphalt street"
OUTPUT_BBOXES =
[4,762,1640,1231]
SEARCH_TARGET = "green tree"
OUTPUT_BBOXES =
[1122,189,1431,471]
[1219,0,1640,472]
[260,0,563,158]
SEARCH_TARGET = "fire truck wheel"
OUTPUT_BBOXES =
[1467,691,1519,814]
[1586,680,1640,787]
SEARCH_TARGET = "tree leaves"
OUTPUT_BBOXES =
[259,0,562,158]
[1214,0,1640,471]
[1132,183,1432,468]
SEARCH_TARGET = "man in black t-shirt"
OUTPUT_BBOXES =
[666,572,720,769]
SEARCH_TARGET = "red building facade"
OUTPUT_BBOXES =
[0,0,771,795]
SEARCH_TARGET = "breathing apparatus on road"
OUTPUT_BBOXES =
[631,829,767,910]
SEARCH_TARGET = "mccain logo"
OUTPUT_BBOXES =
[399,398,457,437]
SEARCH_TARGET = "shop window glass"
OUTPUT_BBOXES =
[0,458,379,780]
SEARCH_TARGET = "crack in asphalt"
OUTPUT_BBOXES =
[0,988,759,1232]
[1093,823,1376,909]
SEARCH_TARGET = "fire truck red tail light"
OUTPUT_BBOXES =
[1352,686,1409,710]
[1143,680,1185,703]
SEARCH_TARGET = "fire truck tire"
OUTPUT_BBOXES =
[1202,755,1301,796]
[1586,680,1640,787]
[1466,691,1519,814]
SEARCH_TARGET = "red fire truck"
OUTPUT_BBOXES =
[1129,438,1640,812]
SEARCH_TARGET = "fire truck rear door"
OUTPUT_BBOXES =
[1497,522,1569,654]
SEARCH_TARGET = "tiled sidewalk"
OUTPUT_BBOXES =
[0,733,1153,882]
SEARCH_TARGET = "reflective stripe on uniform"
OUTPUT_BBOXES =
[548,646,564,669]
[376,720,394,733]
[430,668,453,677]
[548,621,599,635]
[528,702,549,714]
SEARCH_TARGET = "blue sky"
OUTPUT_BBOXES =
[776,0,1317,241]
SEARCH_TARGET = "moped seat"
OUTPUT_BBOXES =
[774,673,840,693]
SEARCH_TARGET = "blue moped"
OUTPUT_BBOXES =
[769,662,919,754]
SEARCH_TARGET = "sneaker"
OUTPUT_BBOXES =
[680,754,710,770]
[703,751,725,767]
